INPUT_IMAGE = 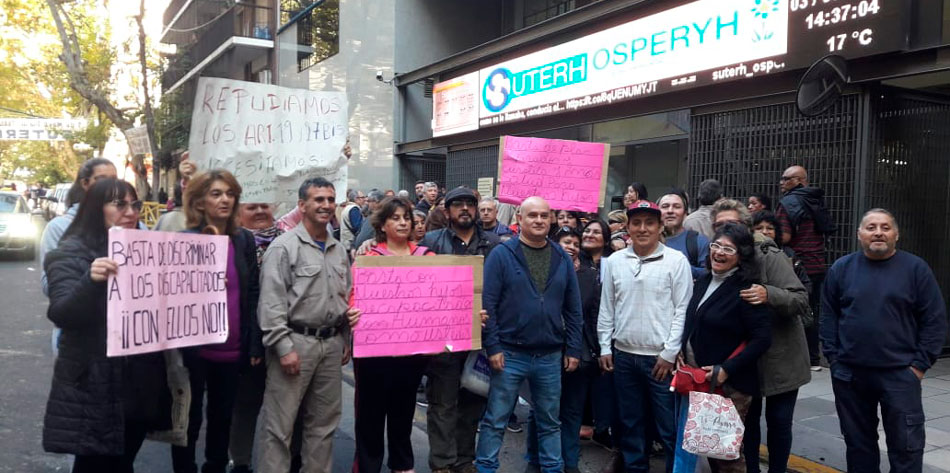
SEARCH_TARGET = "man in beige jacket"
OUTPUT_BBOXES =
[256,177,361,473]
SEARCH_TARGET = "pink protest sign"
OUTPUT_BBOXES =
[497,135,610,213]
[352,255,483,358]
[106,228,230,357]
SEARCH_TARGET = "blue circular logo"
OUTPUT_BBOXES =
[483,68,513,113]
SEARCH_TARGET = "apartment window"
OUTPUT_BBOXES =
[280,0,339,72]
[523,0,575,27]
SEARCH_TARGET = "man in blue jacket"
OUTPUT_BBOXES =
[475,196,583,473]
[821,208,948,473]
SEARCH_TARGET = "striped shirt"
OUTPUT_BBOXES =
[776,204,826,275]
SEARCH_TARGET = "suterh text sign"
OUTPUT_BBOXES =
[352,255,483,358]
[0,118,87,141]
[188,78,349,204]
[479,0,788,124]
[432,0,909,135]
[106,228,230,357]
[497,136,610,213]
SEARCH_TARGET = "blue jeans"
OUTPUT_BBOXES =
[475,350,562,473]
[744,389,799,473]
[613,351,676,473]
[673,394,697,473]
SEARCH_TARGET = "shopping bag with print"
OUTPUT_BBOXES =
[460,350,492,397]
[681,389,745,460]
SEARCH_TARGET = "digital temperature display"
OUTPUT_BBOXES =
[786,0,907,63]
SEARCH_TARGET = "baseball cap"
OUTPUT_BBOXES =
[626,200,661,219]
[444,187,478,206]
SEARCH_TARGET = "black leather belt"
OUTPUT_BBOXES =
[288,323,338,339]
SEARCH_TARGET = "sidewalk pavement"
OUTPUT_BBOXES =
[780,362,950,473]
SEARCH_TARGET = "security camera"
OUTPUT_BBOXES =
[376,69,384,82]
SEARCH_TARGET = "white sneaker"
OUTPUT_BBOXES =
[810,365,823,372]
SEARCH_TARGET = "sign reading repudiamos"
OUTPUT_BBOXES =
[188,78,349,204]
[431,0,908,135]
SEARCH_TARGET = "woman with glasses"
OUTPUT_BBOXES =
[606,210,628,252]
[411,209,428,242]
[43,178,169,472]
[352,197,434,473]
[674,222,772,473]
[171,170,261,473]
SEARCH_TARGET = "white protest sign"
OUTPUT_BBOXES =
[188,78,349,204]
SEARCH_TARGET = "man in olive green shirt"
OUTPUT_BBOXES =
[256,177,361,473]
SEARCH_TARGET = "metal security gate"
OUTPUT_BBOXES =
[866,89,950,335]
[688,96,862,264]
[398,155,446,192]
[445,145,500,190]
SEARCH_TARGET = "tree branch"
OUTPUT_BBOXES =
[45,0,133,130]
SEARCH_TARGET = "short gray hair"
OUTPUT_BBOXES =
[346,188,360,202]
[367,190,385,202]
[710,199,753,227]
[479,197,497,208]
[397,190,410,199]
[424,182,438,191]
[860,208,898,230]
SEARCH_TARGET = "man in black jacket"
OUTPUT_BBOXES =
[821,209,947,473]
[420,187,500,473]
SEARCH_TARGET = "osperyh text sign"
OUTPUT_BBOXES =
[188,77,349,204]
[478,0,789,123]
[352,255,483,358]
[106,228,230,357]
[497,136,610,213]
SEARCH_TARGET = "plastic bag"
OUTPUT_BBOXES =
[681,390,745,460]
[460,350,492,397]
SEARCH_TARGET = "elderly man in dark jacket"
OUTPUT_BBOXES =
[475,196,583,473]
[711,199,811,473]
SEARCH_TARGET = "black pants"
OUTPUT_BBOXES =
[744,389,799,473]
[353,355,429,473]
[171,357,241,473]
[805,272,824,366]
[832,365,925,473]
[72,421,148,473]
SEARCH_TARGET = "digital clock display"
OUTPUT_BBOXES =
[786,0,906,61]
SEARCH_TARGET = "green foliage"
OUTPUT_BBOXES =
[0,0,116,181]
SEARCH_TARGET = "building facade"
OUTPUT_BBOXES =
[393,0,950,348]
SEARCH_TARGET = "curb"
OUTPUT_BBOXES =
[759,445,843,473]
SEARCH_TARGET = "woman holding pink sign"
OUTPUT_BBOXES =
[43,178,170,472]
[351,196,434,473]
[172,169,261,473]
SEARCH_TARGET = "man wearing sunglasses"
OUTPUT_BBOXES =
[597,200,693,473]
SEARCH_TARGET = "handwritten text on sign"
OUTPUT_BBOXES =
[352,264,477,358]
[106,229,230,357]
[188,77,349,204]
[497,136,610,213]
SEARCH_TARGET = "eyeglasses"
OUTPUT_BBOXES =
[709,242,738,256]
[110,200,143,213]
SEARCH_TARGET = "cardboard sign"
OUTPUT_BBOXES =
[188,77,349,204]
[106,228,230,357]
[497,136,610,213]
[352,255,483,358]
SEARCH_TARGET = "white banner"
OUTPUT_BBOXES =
[188,78,349,204]
[0,118,87,141]
[124,126,152,155]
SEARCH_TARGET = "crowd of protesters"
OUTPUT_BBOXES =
[38,146,947,473]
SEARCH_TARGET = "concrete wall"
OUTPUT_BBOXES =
[395,0,505,144]
[277,1,396,192]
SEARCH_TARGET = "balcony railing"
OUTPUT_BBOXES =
[163,0,191,27]
[161,3,274,91]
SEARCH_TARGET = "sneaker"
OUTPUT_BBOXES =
[506,418,523,433]
[416,399,429,408]
[810,365,823,372]
[579,425,594,440]
[452,464,478,473]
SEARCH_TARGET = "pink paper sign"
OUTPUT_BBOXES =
[352,265,474,358]
[497,135,609,213]
[106,228,230,357]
